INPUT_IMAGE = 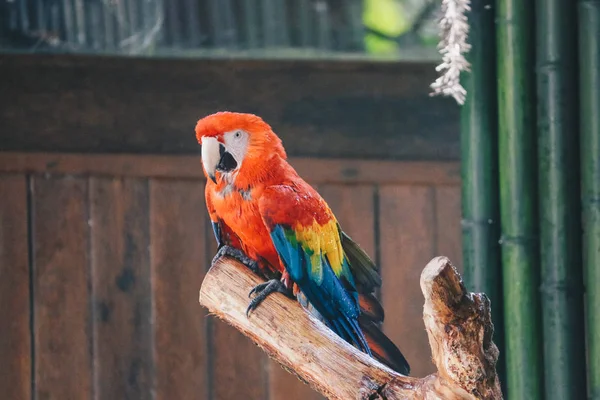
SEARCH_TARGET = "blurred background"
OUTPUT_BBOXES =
[2,1,599,399]
[0,1,462,400]
[0,0,441,58]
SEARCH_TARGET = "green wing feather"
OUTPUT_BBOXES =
[339,228,382,292]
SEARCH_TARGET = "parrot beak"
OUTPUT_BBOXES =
[201,137,220,184]
[201,136,240,184]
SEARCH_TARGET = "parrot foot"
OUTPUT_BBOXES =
[212,245,260,274]
[246,279,290,317]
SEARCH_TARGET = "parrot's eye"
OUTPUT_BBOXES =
[234,131,242,139]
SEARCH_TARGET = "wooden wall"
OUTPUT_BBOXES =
[0,54,459,161]
[0,152,461,400]
[0,54,461,399]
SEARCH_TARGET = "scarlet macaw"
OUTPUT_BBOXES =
[196,111,410,375]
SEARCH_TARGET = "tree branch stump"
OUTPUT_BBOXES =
[199,256,502,400]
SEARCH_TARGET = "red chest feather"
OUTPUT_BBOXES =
[210,186,282,270]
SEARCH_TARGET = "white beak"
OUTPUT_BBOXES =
[201,137,220,183]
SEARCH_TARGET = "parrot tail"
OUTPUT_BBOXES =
[327,316,373,357]
[299,291,410,375]
[358,292,385,322]
[359,315,411,376]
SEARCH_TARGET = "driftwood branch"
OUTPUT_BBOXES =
[199,256,502,400]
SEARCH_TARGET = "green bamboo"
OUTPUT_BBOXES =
[536,0,587,398]
[460,0,504,390]
[579,1,600,397]
[496,0,544,398]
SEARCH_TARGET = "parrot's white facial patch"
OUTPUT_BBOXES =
[222,129,249,169]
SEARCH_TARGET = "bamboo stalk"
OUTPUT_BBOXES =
[73,0,85,46]
[184,0,201,47]
[18,0,29,32]
[496,0,544,398]
[36,0,46,32]
[460,0,504,391]
[62,0,76,45]
[126,0,139,47]
[315,1,332,50]
[241,0,260,48]
[49,3,60,43]
[579,0,600,397]
[297,0,312,47]
[221,0,237,48]
[262,0,276,47]
[114,0,129,48]
[6,0,18,31]
[275,0,290,46]
[102,0,115,50]
[536,0,587,398]
[345,0,364,51]
[88,1,103,50]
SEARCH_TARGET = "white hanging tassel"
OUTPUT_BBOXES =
[430,0,472,105]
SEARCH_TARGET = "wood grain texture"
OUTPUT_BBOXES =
[0,152,461,185]
[379,185,436,377]
[212,322,269,400]
[90,177,153,400]
[0,54,459,160]
[0,174,30,400]
[200,256,502,399]
[434,186,463,272]
[268,368,321,400]
[32,175,92,400]
[150,179,209,400]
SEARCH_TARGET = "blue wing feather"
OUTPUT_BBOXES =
[211,221,223,247]
[270,225,371,354]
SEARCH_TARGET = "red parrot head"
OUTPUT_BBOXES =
[195,111,286,185]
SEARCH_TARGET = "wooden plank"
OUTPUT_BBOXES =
[150,179,209,400]
[206,220,268,400]
[33,175,92,399]
[90,177,153,400]
[0,152,461,185]
[212,321,269,400]
[434,186,463,272]
[0,174,30,400]
[268,365,321,400]
[0,54,459,160]
[379,185,436,377]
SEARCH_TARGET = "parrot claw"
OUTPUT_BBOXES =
[248,283,266,298]
[212,245,260,274]
[246,279,290,317]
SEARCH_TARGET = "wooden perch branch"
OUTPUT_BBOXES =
[199,256,502,400]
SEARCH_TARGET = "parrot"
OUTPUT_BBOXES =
[195,111,410,375]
